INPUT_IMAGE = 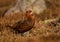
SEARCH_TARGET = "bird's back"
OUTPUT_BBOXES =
[13,16,35,33]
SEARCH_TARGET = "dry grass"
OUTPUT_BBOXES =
[0,0,60,42]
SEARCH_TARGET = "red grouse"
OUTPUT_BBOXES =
[4,10,35,33]
[14,10,35,33]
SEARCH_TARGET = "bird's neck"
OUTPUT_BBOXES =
[27,13,31,19]
[26,13,34,21]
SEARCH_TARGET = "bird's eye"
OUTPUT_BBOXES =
[29,11,32,13]
[29,10,32,15]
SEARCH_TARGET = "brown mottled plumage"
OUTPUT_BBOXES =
[13,10,35,33]
[5,10,35,33]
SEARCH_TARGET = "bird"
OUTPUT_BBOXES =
[13,10,35,33]
[5,10,35,33]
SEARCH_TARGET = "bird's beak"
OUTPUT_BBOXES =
[30,11,34,16]
[30,12,32,15]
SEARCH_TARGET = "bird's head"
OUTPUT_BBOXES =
[26,10,34,20]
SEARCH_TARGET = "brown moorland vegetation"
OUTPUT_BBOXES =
[0,0,60,42]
